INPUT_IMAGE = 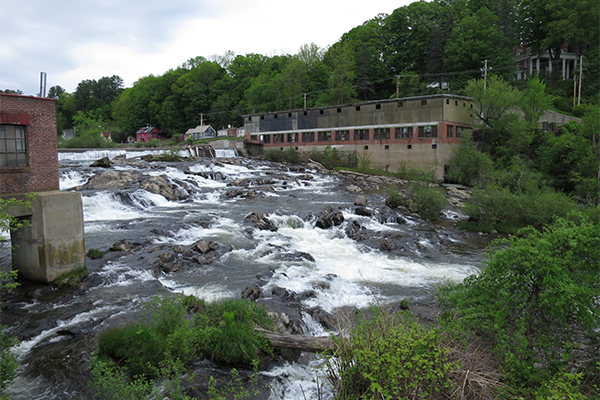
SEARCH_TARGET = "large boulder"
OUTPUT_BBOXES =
[245,210,278,231]
[86,170,141,189]
[90,157,112,168]
[140,175,174,200]
[315,206,345,229]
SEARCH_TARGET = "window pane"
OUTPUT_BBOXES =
[6,140,16,152]
[0,154,6,167]
[6,154,17,167]
[16,154,27,166]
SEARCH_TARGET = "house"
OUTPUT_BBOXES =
[184,125,216,140]
[0,93,85,282]
[513,44,579,81]
[244,94,475,180]
[136,125,164,143]
[236,126,245,137]
[101,131,112,142]
[217,125,237,138]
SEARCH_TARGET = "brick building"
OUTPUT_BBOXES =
[0,93,59,194]
[0,93,84,283]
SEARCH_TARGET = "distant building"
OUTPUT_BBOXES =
[236,126,245,137]
[136,125,165,143]
[513,44,579,80]
[217,125,237,138]
[101,131,112,142]
[244,94,475,180]
[184,125,216,140]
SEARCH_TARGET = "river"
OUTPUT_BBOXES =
[0,149,489,399]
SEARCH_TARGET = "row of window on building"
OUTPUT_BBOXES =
[251,99,473,121]
[259,125,472,144]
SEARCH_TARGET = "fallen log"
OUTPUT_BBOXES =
[255,328,338,353]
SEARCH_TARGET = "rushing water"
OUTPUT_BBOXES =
[1,149,490,399]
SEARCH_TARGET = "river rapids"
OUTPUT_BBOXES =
[0,149,491,399]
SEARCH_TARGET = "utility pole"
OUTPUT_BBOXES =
[199,113,204,127]
[483,60,488,91]
[303,93,307,109]
[396,75,400,99]
[578,55,583,105]
[573,76,577,108]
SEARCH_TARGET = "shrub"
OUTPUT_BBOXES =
[96,295,275,380]
[285,146,299,164]
[402,183,448,221]
[445,135,495,187]
[324,308,457,399]
[385,187,408,209]
[321,145,340,169]
[263,148,287,163]
[462,184,580,233]
[438,214,600,387]
[87,248,104,259]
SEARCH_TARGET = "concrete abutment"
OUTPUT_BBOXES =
[5,191,85,283]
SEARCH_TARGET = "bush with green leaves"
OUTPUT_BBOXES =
[445,133,495,187]
[97,295,275,380]
[324,308,456,400]
[263,148,287,163]
[438,214,600,388]
[462,183,581,233]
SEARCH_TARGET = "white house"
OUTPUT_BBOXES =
[184,125,216,140]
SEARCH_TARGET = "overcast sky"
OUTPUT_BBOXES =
[1,0,414,96]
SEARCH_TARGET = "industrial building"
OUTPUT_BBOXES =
[244,94,475,179]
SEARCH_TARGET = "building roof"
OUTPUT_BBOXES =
[242,94,474,118]
[185,125,214,134]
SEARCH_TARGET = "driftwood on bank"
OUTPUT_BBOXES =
[255,328,338,353]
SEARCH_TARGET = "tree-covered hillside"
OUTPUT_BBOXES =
[43,0,598,139]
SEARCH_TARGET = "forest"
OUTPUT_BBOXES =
[37,0,598,141]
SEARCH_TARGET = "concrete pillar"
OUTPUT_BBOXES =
[9,191,85,283]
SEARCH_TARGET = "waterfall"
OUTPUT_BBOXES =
[213,148,237,158]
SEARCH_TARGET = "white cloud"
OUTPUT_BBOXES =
[1,0,412,95]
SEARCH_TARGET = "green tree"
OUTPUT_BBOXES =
[319,42,356,105]
[439,215,600,386]
[47,85,65,99]
[445,132,495,187]
[444,7,513,91]
[383,1,440,76]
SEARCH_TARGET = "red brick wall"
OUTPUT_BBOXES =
[0,94,59,194]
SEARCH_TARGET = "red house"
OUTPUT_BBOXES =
[136,125,164,143]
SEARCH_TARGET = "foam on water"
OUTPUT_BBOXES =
[254,214,479,312]
[159,279,235,303]
[95,261,157,287]
[83,192,145,221]
[130,189,180,209]
[264,360,334,400]
[153,216,240,246]
[11,305,118,359]
[59,170,90,190]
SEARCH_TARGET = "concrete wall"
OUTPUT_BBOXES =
[7,191,85,283]
[0,94,59,194]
